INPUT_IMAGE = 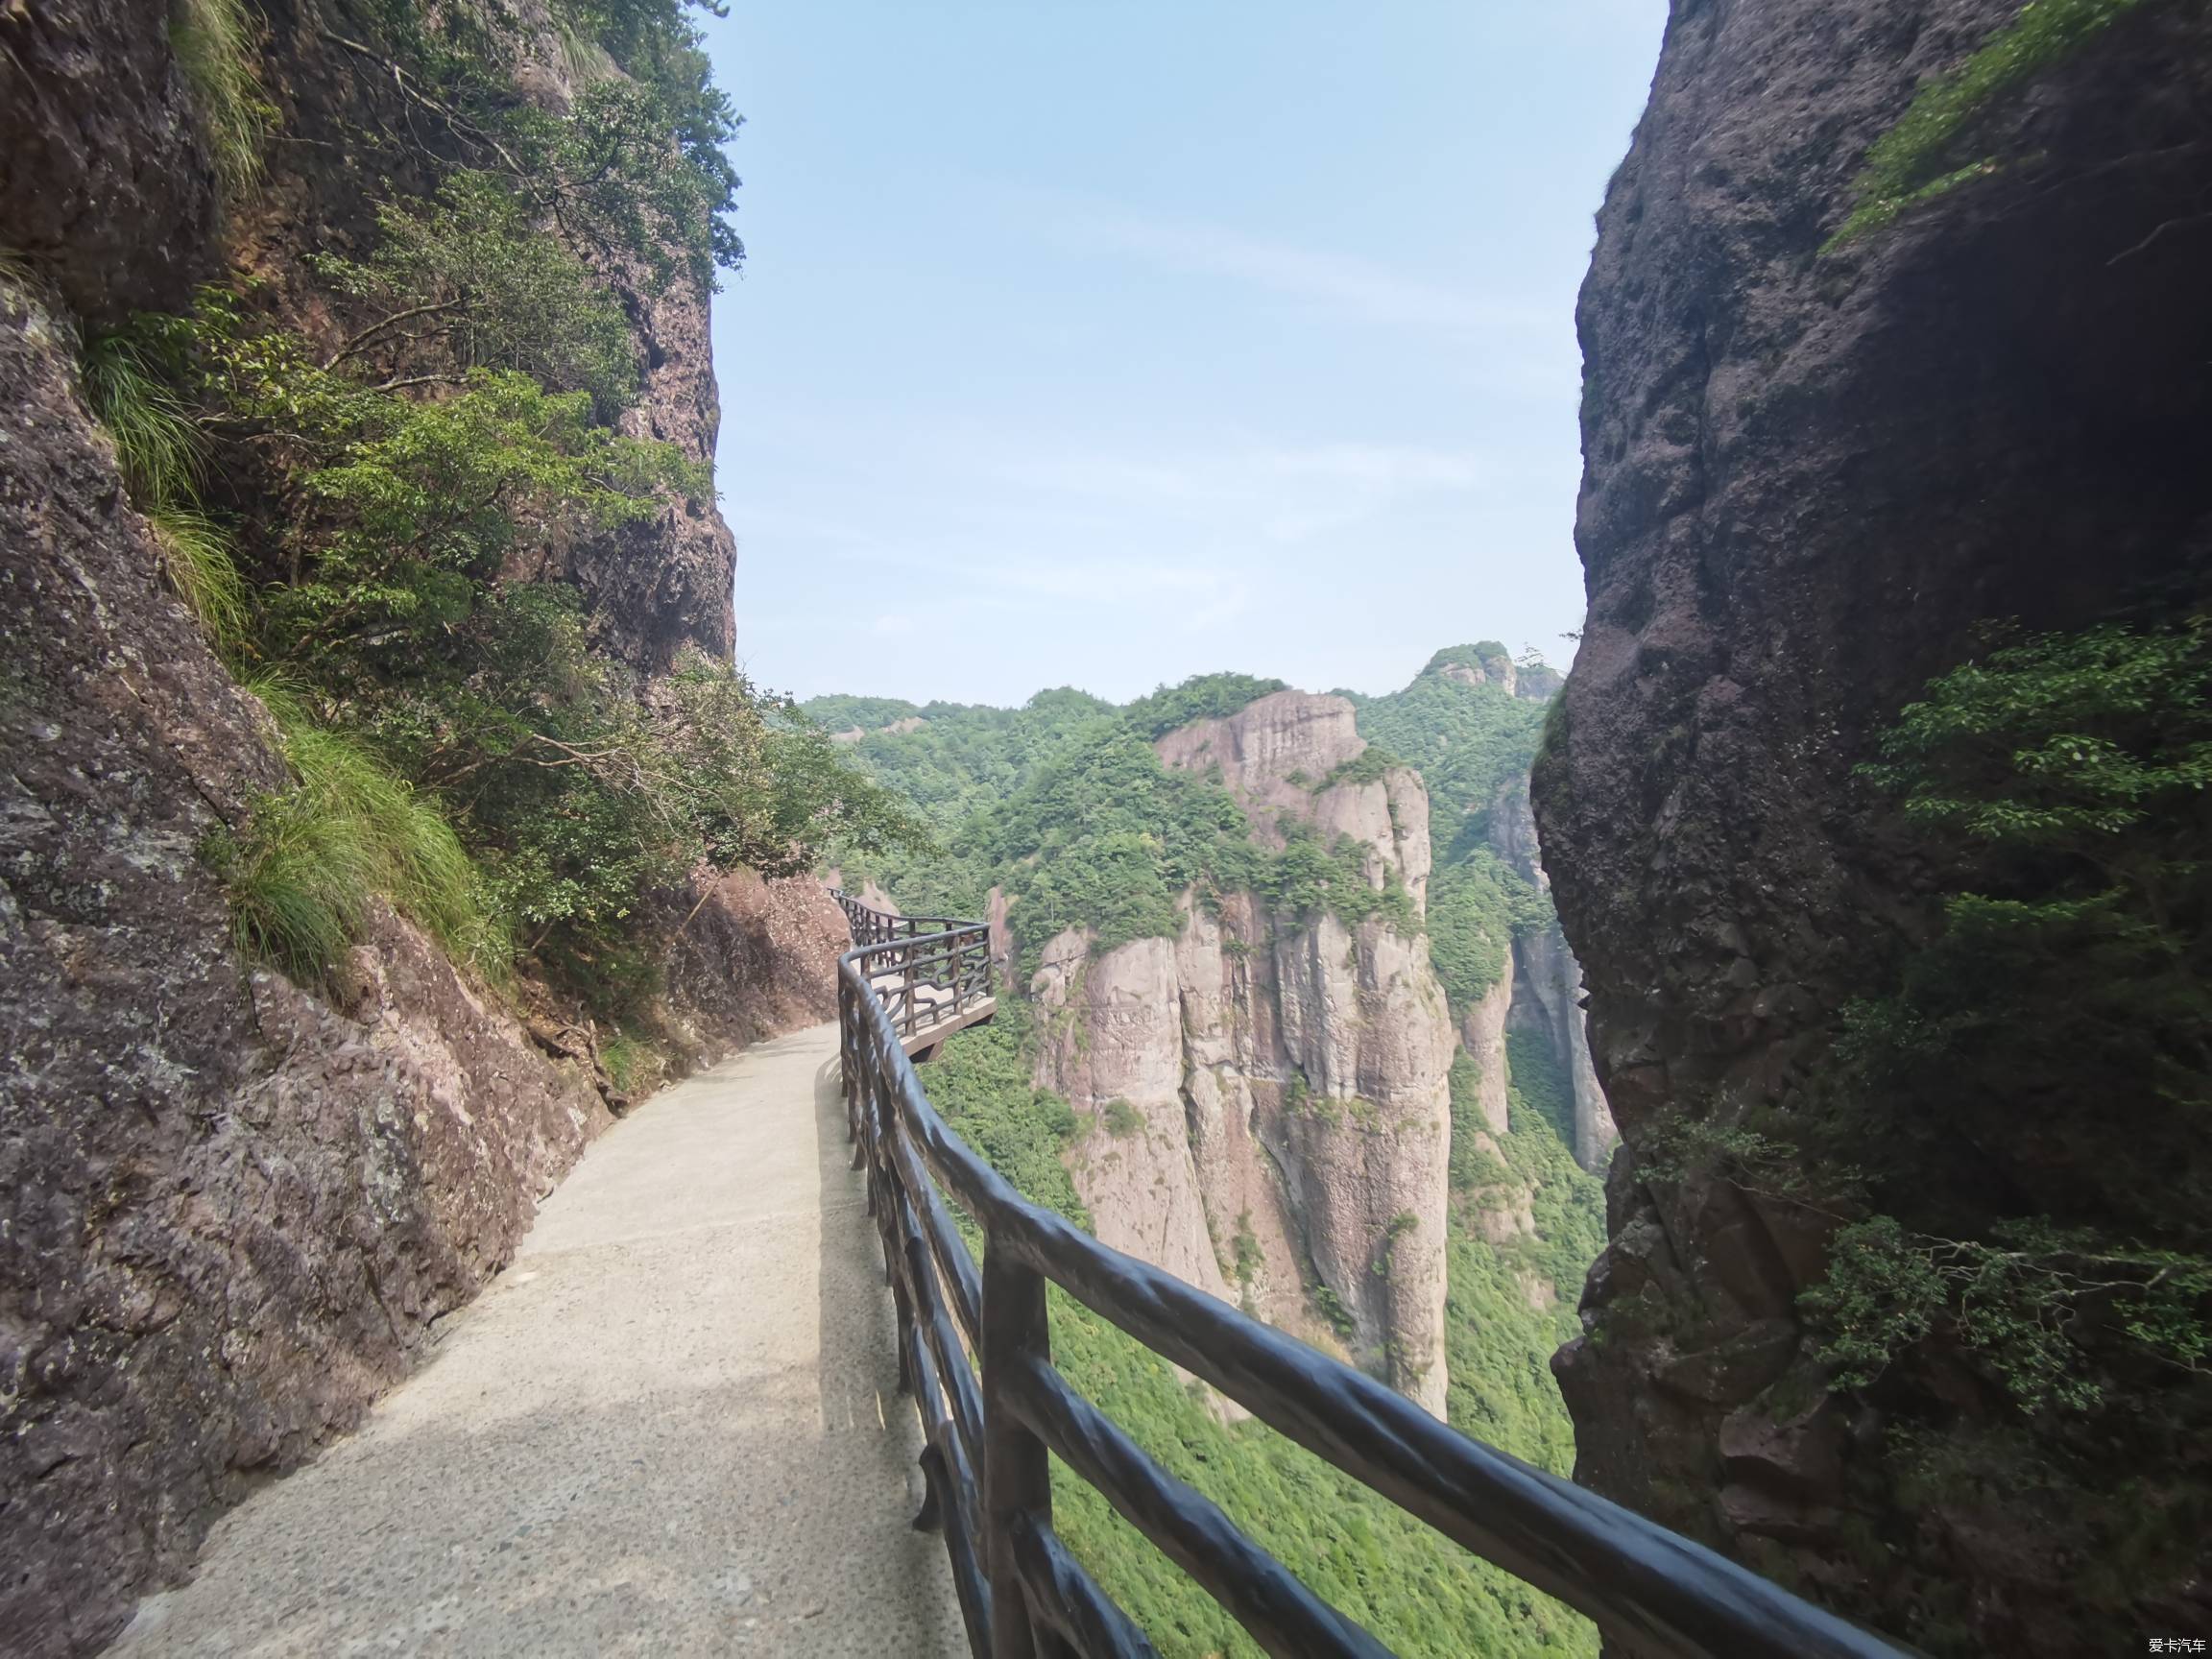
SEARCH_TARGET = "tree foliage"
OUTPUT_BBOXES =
[316,171,641,415]
[1122,671,1286,740]
[101,134,901,1014]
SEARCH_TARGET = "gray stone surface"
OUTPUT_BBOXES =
[112,1024,967,1657]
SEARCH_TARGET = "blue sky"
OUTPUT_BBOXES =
[694,3,1668,708]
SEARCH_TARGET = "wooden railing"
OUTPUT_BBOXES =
[830,889,994,1047]
[832,895,1910,1659]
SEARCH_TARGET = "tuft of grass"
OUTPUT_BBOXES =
[1828,0,2151,247]
[599,1031,658,1095]
[146,507,249,645]
[207,688,510,985]
[171,0,275,194]
[82,331,204,509]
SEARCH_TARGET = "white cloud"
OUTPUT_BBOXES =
[1055,208,1549,344]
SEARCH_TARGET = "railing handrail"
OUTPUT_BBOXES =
[830,893,1911,1659]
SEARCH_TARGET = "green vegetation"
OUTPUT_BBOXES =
[1122,671,1286,739]
[80,5,913,1014]
[925,1003,1088,1225]
[1317,744,1402,791]
[1425,853,1547,1008]
[1828,0,2154,245]
[314,171,641,415]
[1351,644,1556,1015]
[146,507,249,645]
[82,330,205,508]
[1439,1041,1604,1476]
[803,694,927,733]
[1803,1215,2211,1411]
[598,1029,660,1095]
[171,0,274,193]
[821,650,1609,1650]
[1102,1098,1144,1139]
[831,696,1417,974]
[1786,619,2212,1413]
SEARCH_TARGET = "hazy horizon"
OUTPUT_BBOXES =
[696,4,1668,706]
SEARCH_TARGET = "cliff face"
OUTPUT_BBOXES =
[1538,1,2212,1649]
[0,6,840,1649]
[1489,780,1615,1173]
[1022,692,1456,1415]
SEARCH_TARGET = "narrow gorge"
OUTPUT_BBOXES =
[7,0,2210,1654]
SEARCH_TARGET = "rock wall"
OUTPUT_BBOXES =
[0,6,837,1650]
[1490,780,1615,1171]
[1535,1,2212,1649]
[1022,693,1456,1415]
[0,286,619,1655]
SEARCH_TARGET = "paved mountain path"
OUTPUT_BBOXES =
[116,1022,967,1657]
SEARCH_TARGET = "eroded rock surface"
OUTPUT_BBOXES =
[0,288,619,1654]
[1020,693,1455,1415]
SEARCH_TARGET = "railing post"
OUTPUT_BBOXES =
[982,1243,1063,1659]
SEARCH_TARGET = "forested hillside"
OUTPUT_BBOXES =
[810,653,1610,1657]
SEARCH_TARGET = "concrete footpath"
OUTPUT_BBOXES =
[116,1022,968,1657]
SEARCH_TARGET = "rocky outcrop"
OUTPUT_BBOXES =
[1536,1,2212,1650]
[0,0,218,325]
[0,9,830,1651]
[1159,690,1431,904]
[1019,693,1456,1415]
[1490,780,1615,1171]
[1031,929,1241,1308]
[657,870,851,1070]
[1436,644,1559,704]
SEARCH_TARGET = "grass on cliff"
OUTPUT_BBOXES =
[83,332,253,654]
[1827,0,2152,246]
[147,507,250,646]
[171,0,275,193]
[206,688,509,986]
[82,331,205,510]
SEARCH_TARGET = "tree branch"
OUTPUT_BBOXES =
[324,300,469,370]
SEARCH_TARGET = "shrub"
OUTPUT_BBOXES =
[315,172,642,416]
[1122,672,1286,740]
[1828,0,2152,245]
